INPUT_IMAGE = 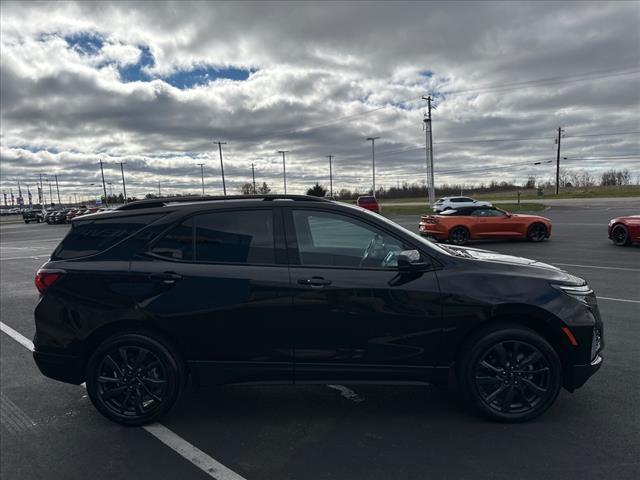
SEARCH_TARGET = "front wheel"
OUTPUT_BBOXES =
[86,332,185,426]
[527,223,547,242]
[458,325,562,422]
[611,224,630,246]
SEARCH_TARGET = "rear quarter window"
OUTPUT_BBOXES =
[52,213,164,259]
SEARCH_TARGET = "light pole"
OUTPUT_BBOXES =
[197,163,205,195]
[46,177,54,207]
[107,182,114,198]
[118,162,127,203]
[278,150,289,194]
[214,141,227,195]
[366,137,380,196]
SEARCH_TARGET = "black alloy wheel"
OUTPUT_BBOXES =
[449,227,470,245]
[459,324,562,422]
[527,223,547,242]
[86,333,184,426]
[474,341,552,415]
[611,224,630,246]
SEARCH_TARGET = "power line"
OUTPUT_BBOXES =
[220,65,640,145]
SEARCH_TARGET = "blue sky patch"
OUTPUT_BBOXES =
[162,66,254,89]
[60,32,254,88]
[64,32,104,56]
[117,45,155,82]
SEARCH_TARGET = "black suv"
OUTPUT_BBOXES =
[33,195,603,425]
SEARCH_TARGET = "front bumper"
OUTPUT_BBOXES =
[564,354,603,391]
[33,350,84,385]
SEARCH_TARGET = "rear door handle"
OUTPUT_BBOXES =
[297,277,332,287]
[149,272,183,284]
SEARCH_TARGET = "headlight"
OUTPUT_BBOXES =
[552,283,593,305]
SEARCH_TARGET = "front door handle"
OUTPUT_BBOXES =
[298,277,332,287]
[149,272,183,284]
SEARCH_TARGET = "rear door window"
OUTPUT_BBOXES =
[194,210,275,264]
[53,214,164,259]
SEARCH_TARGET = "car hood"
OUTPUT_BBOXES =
[442,245,585,285]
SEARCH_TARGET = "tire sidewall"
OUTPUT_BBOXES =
[459,326,562,422]
[86,333,184,426]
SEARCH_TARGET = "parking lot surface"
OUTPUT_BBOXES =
[1,200,639,480]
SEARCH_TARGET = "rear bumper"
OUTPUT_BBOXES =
[564,354,603,391]
[33,350,84,385]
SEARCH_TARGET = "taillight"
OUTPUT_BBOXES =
[35,269,64,294]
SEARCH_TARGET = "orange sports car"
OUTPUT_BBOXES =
[419,206,552,245]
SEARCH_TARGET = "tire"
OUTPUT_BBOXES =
[448,227,470,245]
[86,332,185,426]
[527,223,547,242]
[457,323,562,422]
[24,220,30,224]
[611,224,630,246]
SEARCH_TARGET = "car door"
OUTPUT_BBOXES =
[284,207,442,382]
[128,207,294,385]
[471,208,510,237]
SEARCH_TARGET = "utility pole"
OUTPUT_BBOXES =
[422,96,436,206]
[158,181,161,197]
[278,150,289,194]
[118,162,127,203]
[327,155,334,198]
[99,160,108,206]
[214,141,227,195]
[555,127,565,195]
[197,163,205,195]
[54,175,61,206]
[108,182,114,197]
[366,137,380,196]
[251,163,256,194]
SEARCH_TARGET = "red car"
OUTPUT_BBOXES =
[608,215,640,246]
[419,206,552,245]
[356,195,381,213]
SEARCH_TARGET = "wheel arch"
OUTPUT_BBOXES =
[453,307,571,380]
[82,320,188,372]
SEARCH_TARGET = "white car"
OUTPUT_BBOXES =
[432,196,492,212]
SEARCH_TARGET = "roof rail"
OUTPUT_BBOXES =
[116,194,331,211]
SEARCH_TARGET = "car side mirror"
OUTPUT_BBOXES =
[397,250,430,271]
[505,212,512,218]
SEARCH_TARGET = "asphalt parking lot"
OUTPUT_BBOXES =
[1,200,639,480]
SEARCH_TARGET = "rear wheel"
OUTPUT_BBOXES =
[458,324,562,422]
[86,332,185,426]
[611,224,630,246]
[527,223,547,242]
[449,227,470,245]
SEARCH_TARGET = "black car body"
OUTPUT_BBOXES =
[33,195,603,425]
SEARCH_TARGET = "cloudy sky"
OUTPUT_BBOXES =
[1,1,639,202]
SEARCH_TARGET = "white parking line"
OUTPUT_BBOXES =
[0,254,50,261]
[554,263,640,272]
[0,321,247,480]
[597,296,640,304]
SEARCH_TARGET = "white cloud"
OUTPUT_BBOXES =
[0,0,639,200]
